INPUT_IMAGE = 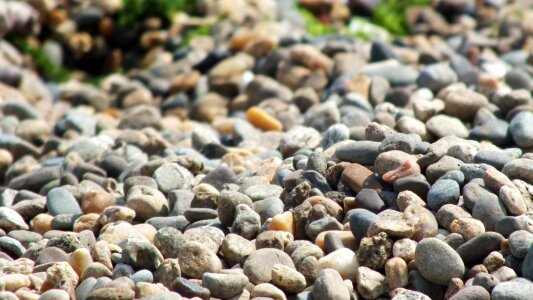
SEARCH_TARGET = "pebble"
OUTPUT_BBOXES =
[46,188,82,216]
[121,236,164,271]
[510,111,533,148]
[316,248,358,282]
[312,269,350,300]
[202,272,249,299]
[456,232,504,265]
[178,242,221,279]
[491,280,533,300]
[252,282,287,300]
[243,248,295,284]
[153,163,194,193]
[126,186,169,221]
[335,141,380,165]
[172,277,210,299]
[449,286,490,300]
[417,63,458,92]
[426,114,469,138]
[247,107,283,132]
[271,263,307,293]
[356,266,389,299]
[221,233,255,266]
[427,179,460,210]
[415,237,465,285]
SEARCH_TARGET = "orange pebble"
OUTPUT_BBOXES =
[31,214,53,235]
[247,107,283,132]
[82,190,115,214]
[269,211,295,235]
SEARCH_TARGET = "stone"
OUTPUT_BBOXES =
[39,289,71,300]
[357,232,393,270]
[69,248,92,277]
[252,283,287,300]
[449,286,490,300]
[386,257,409,290]
[491,280,533,300]
[271,264,307,293]
[335,141,380,165]
[153,227,186,259]
[0,236,25,258]
[153,163,194,193]
[121,236,164,271]
[269,211,295,235]
[172,277,210,299]
[232,204,261,239]
[46,188,82,216]
[252,197,284,224]
[427,179,460,210]
[80,262,113,281]
[243,248,295,284]
[441,85,488,120]
[247,106,283,131]
[502,158,533,185]
[202,272,249,299]
[178,242,221,279]
[415,238,465,285]
[393,238,417,262]
[86,287,135,300]
[510,111,533,148]
[523,244,533,281]
[312,269,350,300]
[499,185,528,216]
[367,210,415,239]
[42,261,79,293]
[354,188,385,213]
[126,186,169,221]
[456,232,504,265]
[426,114,469,138]
[356,266,389,299]
[472,193,507,231]
[509,230,533,259]
[417,63,457,92]
[81,191,115,214]
[341,163,383,193]
[183,226,224,254]
[316,248,358,282]
[154,259,180,288]
[218,190,253,227]
[450,218,485,241]
[348,209,378,242]
[279,126,321,157]
[221,233,255,267]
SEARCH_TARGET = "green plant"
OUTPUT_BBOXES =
[295,6,336,37]
[118,0,197,28]
[10,37,70,82]
[343,17,391,42]
[179,24,211,48]
[372,0,433,35]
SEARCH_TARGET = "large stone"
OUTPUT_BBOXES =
[415,238,465,285]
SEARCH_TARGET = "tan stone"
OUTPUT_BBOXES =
[269,211,295,235]
[341,163,383,193]
[81,190,115,214]
[31,213,53,235]
[69,248,92,276]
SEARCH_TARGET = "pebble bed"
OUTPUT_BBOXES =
[1,0,533,300]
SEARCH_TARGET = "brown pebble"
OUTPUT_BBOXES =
[82,190,115,214]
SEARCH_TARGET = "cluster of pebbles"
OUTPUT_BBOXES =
[2,0,533,299]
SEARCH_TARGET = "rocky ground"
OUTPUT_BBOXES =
[1,0,533,299]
